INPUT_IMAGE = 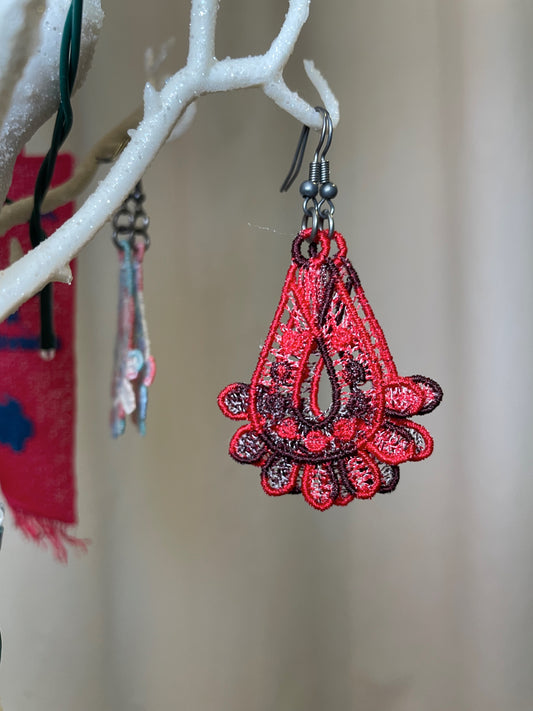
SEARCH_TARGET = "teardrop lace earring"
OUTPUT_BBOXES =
[218,108,442,510]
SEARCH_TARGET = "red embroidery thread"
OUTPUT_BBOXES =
[219,229,442,510]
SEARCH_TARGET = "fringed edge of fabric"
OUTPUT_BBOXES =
[12,510,89,563]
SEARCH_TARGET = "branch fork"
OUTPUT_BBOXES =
[0,0,338,320]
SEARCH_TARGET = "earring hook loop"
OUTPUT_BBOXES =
[280,124,310,193]
[311,106,333,165]
[280,107,337,241]
[280,106,332,192]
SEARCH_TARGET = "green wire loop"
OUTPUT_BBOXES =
[29,0,83,352]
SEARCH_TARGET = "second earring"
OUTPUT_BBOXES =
[110,181,156,437]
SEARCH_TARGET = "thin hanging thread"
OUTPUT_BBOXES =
[28,0,83,354]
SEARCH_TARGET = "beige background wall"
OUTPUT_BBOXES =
[1,1,533,709]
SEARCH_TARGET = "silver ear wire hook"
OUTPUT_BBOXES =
[280,124,310,193]
[280,106,338,239]
[311,106,332,164]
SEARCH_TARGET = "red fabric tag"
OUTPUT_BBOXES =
[0,152,82,561]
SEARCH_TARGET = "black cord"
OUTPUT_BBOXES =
[28,0,83,353]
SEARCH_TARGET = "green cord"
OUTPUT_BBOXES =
[29,0,83,352]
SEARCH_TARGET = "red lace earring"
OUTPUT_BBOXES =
[218,108,442,510]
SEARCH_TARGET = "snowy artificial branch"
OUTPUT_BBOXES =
[0,0,44,131]
[0,39,197,235]
[0,0,338,320]
[0,0,104,206]
[0,105,144,235]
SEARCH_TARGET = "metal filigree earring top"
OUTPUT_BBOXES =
[218,108,442,510]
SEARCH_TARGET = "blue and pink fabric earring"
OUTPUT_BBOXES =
[110,181,156,437]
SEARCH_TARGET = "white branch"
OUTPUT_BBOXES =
[186,0,217,73]
[0,0,43,129]
[0,101,198,235]
[0,0,104,207]
[303,59,340,126]
[0,0,338,320]
[0,106,143,234]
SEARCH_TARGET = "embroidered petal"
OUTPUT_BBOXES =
[393,419,434,461]
[301,463,338,510]
[342,452,381,499]
[410,375,443,415]
[376,461,400,493]
[261,455,299,496]
[334,483,355,507]
[366,422,416,465]
[229,424,265,464]
[384,378,425,417]
[218,382,250,420]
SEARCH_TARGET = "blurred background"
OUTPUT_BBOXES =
[1,0,533,709]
